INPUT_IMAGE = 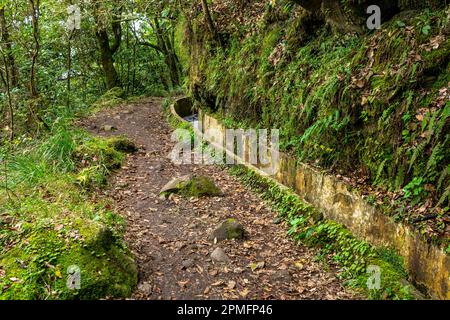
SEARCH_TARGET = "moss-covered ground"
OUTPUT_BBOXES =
[0,95,138,299]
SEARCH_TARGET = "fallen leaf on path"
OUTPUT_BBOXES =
[227,280,236,290]
[249,261,265,271]
[240,288,250,298]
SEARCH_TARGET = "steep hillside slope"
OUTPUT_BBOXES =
[181,1,450,247]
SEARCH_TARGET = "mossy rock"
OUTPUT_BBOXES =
[0,227,138,300]
[74,136,132,189]
[160,175,192,194]
[160,175,222,198]
[54,245,138,300]
[75,137,125,171]
[209,218,245,242]
[84,226,116,251]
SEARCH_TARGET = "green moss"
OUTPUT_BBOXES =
[227,228,243,240]
[0,125,137,300]
[224,219,244,239]
[187,5,450,217]
[73,135,136,189]
[107,136,138,154]
[75,137,125,171]
[92,87,125,110]
[177,176,222,197]
[0,177,138,300]
[54,245,137,300]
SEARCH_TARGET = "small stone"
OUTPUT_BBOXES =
[209,219,245,242]
[227,280,236,290]
[271,269,292,282]
[117,182,129,189]
[272,216,284,225]
[189,222,200,229]
[181,258,195,269]
[102,124,117,132]
[211,247,230,264]
[150,164,163,172]
[138,282,153,295]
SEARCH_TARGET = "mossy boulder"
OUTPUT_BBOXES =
[160,175,192,194]
[160,175,222,198]
[0,224,138,300]
[75,137,125,171]
[85,226,116,251]
[74,136,135,189]
[209,219,245,242]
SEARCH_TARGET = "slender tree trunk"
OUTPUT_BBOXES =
[200,0,224,49]
[94,2,122,90]
[131,24,137,93]
[27,0,48,131]
[67,31,74,109]
[29,0,40,98]
[0,51,14,141]
[126,23,130,94]
[0,8,18,88]
[152,17,180,87]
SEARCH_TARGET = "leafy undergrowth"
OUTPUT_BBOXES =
[90,87,126,114]
[229,165,418,300]
[0,125,138,300]
[186,2,450,246]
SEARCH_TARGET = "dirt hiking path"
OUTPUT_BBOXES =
[82,98,358,300]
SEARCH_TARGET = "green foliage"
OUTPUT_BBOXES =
[91,87,126,111]
[403,177,425,203]
[0,123,137,300]
[188,5,450,213]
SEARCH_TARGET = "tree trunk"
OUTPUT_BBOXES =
[94,2,122,90]
[152,17,181,88]
[0,8,18,88]
[0,49,14,141]
[201,0,224,49]
[29,0,40,97]
[96,30,121,90]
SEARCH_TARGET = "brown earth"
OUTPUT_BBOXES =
[81,98,359,300]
